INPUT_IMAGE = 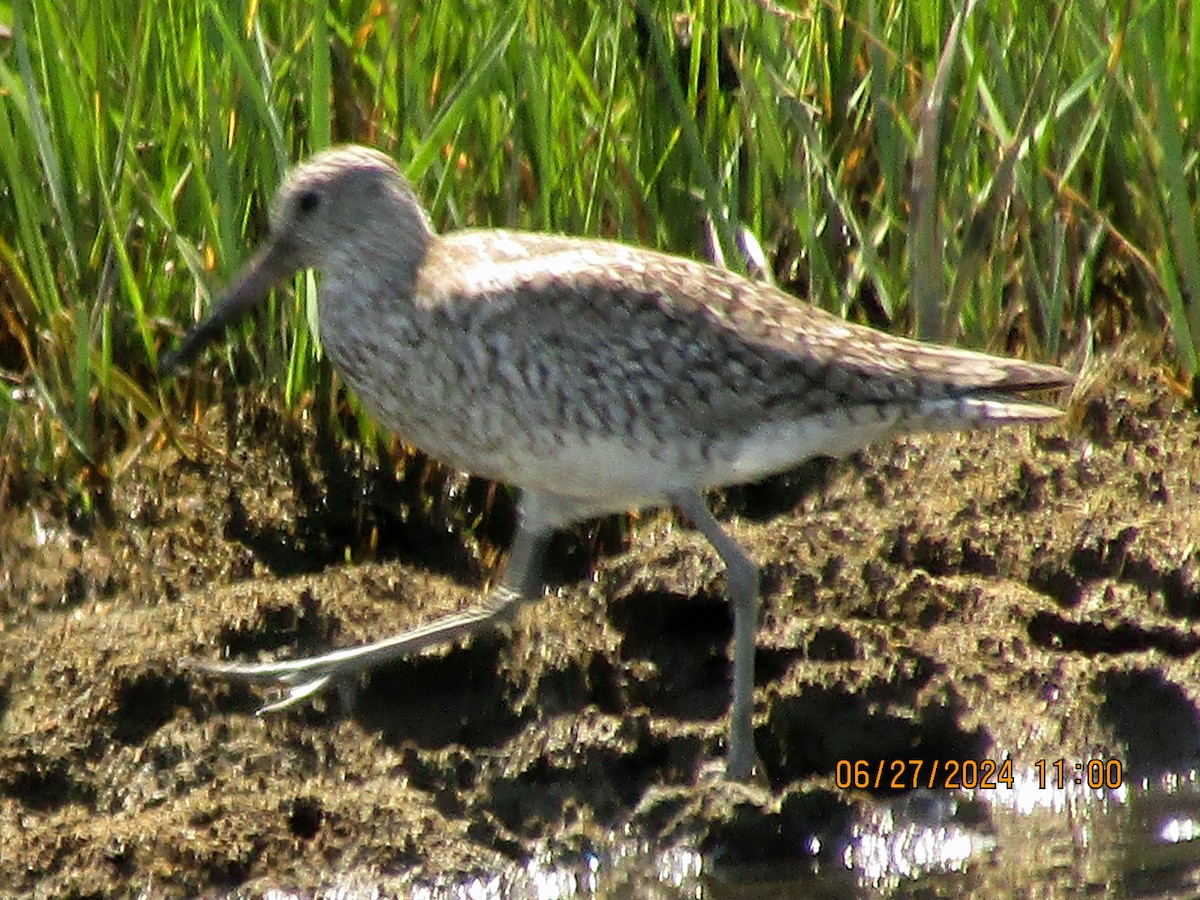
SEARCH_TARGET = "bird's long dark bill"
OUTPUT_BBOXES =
[159,241,292,376]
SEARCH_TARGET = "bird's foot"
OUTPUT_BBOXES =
[180,589,528,714]
[696,741,767,785]
[180,654,344,713]
[179,635,409,713]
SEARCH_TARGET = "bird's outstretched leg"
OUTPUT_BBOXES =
[182,512,551,713]
[670,490,762,783]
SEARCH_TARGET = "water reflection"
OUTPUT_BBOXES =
[232,767,1200,899]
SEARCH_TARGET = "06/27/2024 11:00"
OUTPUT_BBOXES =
[834,757,1126,791]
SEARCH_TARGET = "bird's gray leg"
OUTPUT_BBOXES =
[183,507,552,713]
[670,490,761,782]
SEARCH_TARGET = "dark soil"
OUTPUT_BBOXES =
[4,351,1200,897]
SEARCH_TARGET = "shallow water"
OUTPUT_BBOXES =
[214,767,1200,899]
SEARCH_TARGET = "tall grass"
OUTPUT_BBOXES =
[0,0,1194,509]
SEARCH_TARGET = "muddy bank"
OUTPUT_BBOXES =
[3,354,1200,897]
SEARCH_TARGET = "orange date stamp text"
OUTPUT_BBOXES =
[835,757,1125,791]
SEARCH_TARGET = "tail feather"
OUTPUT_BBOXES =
[909,394,1066,431]
[905,348,1073,397]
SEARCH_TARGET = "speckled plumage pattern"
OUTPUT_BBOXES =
[165,145,1073,781]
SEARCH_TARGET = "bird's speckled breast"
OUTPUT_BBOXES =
[313,261,724,504]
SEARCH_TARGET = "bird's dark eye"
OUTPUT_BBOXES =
[297,190,321,214]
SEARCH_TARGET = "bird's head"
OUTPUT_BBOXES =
[160,145,432,375]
